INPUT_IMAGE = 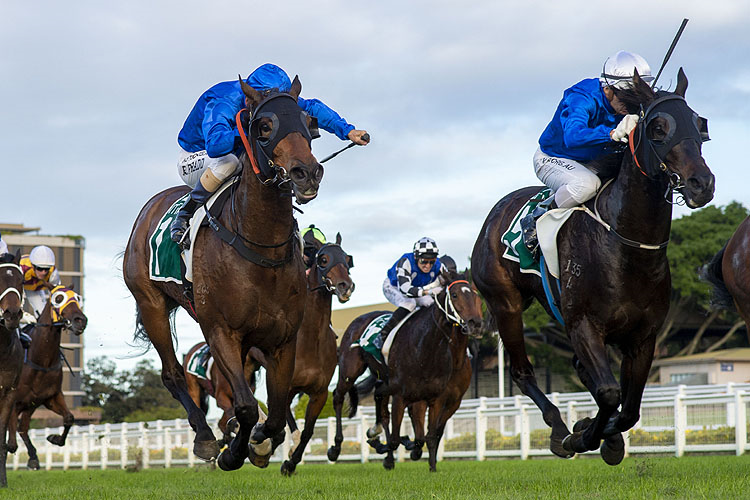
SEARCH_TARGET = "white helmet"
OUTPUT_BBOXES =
[600,51,654,89]
[413,237,439,259]
[29,245,55,268]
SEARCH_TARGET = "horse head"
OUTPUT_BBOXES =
[48,285,87,335]
[437,269,483,337]
[239,76,323,204]
[314,233,355,303]
[622,69,714,208]
[0,250,24,330]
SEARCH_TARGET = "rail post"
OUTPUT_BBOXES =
[735,391,747,456]
[674,388,686,457]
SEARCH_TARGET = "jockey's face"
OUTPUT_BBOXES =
[603,86,628,115]
[417,258,435,273]
[33,266,50,279]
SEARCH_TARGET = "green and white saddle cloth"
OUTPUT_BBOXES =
[185,343,212,380]
[500,188,553,277]
[354,313,391,363]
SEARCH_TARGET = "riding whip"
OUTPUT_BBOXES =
[652,18,689,89]
[319,133,370,164]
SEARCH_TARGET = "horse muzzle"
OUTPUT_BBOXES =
[1,307,22,330]
[335,282,355,304]
[681,172,715,208]
[462,318,483,338]
[289,163,323,205]
[68,315,88,335]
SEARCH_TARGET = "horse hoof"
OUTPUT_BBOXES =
[572,417,594,433]
[327,446,341,462]
[366,426,381,439]
[280,460,296,476]
[410,447,423,461]
[194,440,220,461]
[7,444,17,454]
[600,434,625,466]
[550,433,575,459]
[383,456,395,470]
[47,434,64,446]
[27,458,40,470]
[226,416,239,436]
[217,448,244,471]
[247,445,271,469]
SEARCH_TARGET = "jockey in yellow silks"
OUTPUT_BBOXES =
[20,245,61,320]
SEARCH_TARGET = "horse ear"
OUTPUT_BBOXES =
[14,248,20,264]
[290,75,302,100]
[68,283,75,291]
[675,67,688,97]
[632,67,642,87]
[239,75,262,108]
[335,232,342,245]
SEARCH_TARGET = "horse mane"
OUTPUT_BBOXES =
[0,253,14,263]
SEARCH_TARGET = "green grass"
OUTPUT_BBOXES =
[4,455,750,499]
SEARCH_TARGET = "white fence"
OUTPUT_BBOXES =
[10,383,750,470]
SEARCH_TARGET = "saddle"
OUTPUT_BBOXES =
[354,309,418,366]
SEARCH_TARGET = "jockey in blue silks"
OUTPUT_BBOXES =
[171,63,370,244]
[378,237,443,345]
[520,51,654,256]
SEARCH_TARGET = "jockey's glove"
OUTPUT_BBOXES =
[611,114,639,143]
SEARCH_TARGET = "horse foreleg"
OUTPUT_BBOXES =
[491,301,571,458]
[0,389,16,487]
[564,319,620,456]
[17,409,38,470]
[407,402,426,461]
[327,376,348,462]
[44,392,74,446]
[139,303,217,460]
[250,339,296,467]
[215,388,236,449]
[281,390,327,476]
[6,406,17,454]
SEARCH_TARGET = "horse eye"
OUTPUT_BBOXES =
[451,292,458,299]
[53,295,65,305]
[319,256,328,266]
[260,123,272,133]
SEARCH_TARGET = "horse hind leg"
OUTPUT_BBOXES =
[407,402,426,461]
[138,302,219,460]
[490,300,572,458]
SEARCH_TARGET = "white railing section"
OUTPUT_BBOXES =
[10,383,750,470]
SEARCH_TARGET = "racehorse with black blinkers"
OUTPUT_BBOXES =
[7,285,87,470]
[0,251,24,486]
[703,216,750,331]
[471,69,714,464]
[124,76,324,469]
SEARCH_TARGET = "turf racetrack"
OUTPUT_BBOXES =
[4,456,750,499]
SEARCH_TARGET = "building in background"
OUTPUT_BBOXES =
[1,222,89,422]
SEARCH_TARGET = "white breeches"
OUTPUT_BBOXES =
[382,278,434,312]
[533,147,601,209]
[178,147,240,189]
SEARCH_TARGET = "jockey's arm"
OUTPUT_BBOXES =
[560,94,616,149]
[395,259,426,298]
[202,98,241,158]
[297,97,359,142]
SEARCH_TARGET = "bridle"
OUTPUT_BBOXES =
[434,279,472,334]
[35,286,84,333]
[628,92,708,204]
[0,263,24,321]
[309,244,354,294]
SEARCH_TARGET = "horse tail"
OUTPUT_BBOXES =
[132,304,178,352]
[700,244,735,310]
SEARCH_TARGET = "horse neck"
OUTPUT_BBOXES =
[602,154,673,245]
[300,269,332,343]
[0,324,15,351]
[430,303,468,356]
[231,157,295,257]
[29,303,61,366]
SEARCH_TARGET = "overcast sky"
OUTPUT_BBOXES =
[2,1,749,371]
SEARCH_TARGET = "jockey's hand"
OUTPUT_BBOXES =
[428,286,444,297]
[610,114,639,143]
[347,129,370,145]
[422,280,441,292]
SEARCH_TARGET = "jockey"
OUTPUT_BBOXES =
[378,237,443,345]
[0,234,7,255]
[521,51,654,255]
[171,63,370,246]
[301,224,327,269]
[20,245,61,320]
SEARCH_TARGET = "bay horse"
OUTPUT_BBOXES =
[471,69,714,464]
[7,285,87,470]
[0,252,24,486]
[123,77,324,469]
[183,236,354,475]
[328,269,482,471]
[703,216,750,330]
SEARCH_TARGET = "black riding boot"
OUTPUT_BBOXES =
[16,328,31,349]
[520,197,557,257]
[376,307,410,349]
[170,180,212,249]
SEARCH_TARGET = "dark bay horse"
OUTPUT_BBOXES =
[703,216,750,329]
[471,69,714,465]
[328,270,482,471]
[123,77,324,469]
[0,252,24,486]
[7,285,87,470]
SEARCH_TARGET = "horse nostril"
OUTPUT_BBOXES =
[314,164,324,183]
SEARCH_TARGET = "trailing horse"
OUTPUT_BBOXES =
[7,285,87,470]
[471,69,714,465]
[124,77,325,469]
[0,252,24,486]
[702,216,750,329]
[328,269,482,471]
